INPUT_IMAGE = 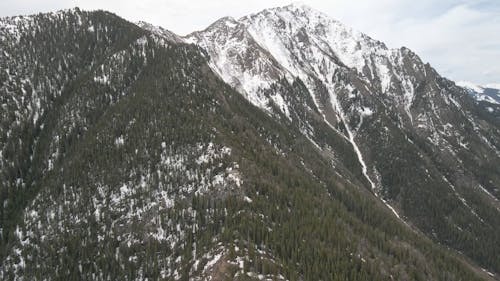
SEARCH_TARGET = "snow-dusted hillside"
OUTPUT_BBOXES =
[1,5,500,280]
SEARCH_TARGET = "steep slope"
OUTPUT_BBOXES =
[187,3,500,275]
[0,7,148,256]
[0,8,497,281]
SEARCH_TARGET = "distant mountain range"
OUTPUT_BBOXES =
[457,81,500,119]
[1,5,499,280]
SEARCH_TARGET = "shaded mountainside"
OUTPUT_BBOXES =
[0,6,498,281]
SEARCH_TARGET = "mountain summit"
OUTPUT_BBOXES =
[1,5,499,280]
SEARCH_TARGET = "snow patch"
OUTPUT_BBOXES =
[457,81,484,93]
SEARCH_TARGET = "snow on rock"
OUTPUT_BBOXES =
[182,4,431,224]
[115,135,125,146]
[203,250,224,272]
[457,81,500,105]
[136,21,184,44]
[184,3,425,137]
[457,81,485,94]
[185,16,292,115]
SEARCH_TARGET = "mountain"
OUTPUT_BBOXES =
[457,81,500,119]
[0,5,499,281]
[187,3,500,276]
[457,82,500,104]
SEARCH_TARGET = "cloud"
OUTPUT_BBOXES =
[371,3,500,84]
[0,0,498,84]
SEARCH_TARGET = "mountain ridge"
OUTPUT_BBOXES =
[183,4,500,276]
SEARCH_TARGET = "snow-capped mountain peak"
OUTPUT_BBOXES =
[187,3,433,135]
[457,81,500,105]
[185,12,293,110]
[185,4,441,201]
[136,21,184,43]
[185,4,500,226]
[457,81,485,93]
[201,16,241,33]
[240,3,390,74]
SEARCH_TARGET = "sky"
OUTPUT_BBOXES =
[1,0,499,85]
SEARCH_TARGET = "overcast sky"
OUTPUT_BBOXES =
[1,0,499,84]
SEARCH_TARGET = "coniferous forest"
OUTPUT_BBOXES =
[1,6,499,281]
